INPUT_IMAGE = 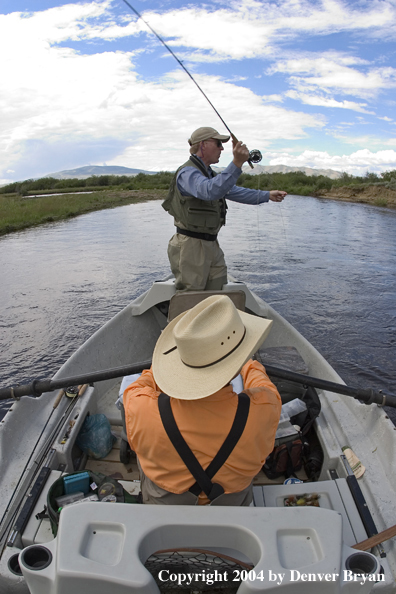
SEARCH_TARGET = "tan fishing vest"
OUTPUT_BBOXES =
[162,156,227,235]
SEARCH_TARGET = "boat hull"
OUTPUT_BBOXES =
[1,279,395,592]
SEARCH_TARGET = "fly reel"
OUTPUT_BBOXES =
[249,149,262,164]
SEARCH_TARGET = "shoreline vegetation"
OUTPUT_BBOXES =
[1,170,395,236]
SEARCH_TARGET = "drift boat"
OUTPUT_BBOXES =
[0,278,395,594]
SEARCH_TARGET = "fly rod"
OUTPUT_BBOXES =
[121,0,262,168]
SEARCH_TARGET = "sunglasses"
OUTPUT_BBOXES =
[207,138,223,148]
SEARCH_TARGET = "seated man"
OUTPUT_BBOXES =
[124,294,281,506]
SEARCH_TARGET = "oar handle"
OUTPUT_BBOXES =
[0,361,152,401]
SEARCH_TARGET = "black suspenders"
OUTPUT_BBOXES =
[158,392,250,501]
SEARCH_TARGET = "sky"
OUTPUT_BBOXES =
[1,0,396,184]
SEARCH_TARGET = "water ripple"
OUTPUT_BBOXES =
[1,197,395,423]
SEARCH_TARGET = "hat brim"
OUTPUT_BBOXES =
[152,310,272,400]
[188,130,230,145]
[211,133,230,142]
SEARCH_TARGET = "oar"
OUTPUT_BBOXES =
[0,361,152,401]
[262,364,396,408]
[1,360,396,408]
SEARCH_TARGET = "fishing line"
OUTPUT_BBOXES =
[256,173,262,254]
[254,171,290,282]
[278,199,289,251]
[121,0,262,168]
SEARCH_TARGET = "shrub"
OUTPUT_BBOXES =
[380,169,396,182]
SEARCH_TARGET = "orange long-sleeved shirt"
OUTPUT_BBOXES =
[124,359,281,504]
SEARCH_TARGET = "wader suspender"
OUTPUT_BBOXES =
[158,392,250,501]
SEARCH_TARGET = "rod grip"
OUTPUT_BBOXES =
[52,389,65,409]
[231,134,254,168]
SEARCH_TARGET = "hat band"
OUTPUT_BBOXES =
[180,328,247,369]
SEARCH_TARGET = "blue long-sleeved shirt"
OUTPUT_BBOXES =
[177,157,270,205]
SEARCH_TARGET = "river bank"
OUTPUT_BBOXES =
[315,185,396,208]
[0,189,166,236]
[1,185,395,237]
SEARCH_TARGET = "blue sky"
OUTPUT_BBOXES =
[1,0,395,183]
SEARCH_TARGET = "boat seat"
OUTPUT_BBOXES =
[19,502,381,594]
[168,289,246,321]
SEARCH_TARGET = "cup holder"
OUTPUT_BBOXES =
[8,553,23,576]
[20,546,52,571]
[345,552,378,575]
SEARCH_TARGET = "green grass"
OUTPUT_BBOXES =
[1,166,396,235]
[0,189,166,236]
[373,197,389,207]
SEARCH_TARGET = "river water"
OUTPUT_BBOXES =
[1,195,395,421]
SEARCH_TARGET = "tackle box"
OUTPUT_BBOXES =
[63,471,90,495]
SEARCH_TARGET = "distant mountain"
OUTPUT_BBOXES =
[43,165,158,180]
[41,163,342,181]
[239,164,343,179]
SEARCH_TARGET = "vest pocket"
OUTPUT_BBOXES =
[187,207,219,231]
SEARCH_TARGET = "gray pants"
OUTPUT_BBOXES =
[138,460,253,506]
[167,233,227,291]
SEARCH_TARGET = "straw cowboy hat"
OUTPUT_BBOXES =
[152,295,272,400]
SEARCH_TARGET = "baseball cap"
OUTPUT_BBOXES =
[188,127,230,146]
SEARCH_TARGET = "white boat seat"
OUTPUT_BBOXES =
[19,503,381,594]
[168,289,246,321]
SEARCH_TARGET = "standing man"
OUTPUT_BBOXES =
[163,127,287,291]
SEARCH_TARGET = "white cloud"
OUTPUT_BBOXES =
[330,131,396,147]
[0,4,326,181]
[286,90,375,113]
[105,70,325,171]
[269,55,396,100]
[265,148,396,175]
[1,0,395,181]
[128,0,396,62]
[262,94,284,103]
[8,0,390,65]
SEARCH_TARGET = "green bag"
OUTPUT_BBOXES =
[47,470,141,536]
